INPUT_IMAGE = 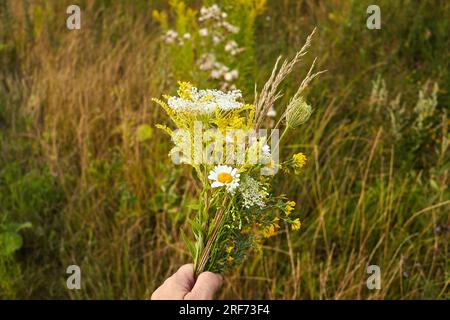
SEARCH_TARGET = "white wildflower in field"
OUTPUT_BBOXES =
[211,70,222,79]
[222,21,239,34]
[212,35,222,45]
[199,28,209,37]
[224,70,239,82]
[199,4,222,22]
[164,30,178,44]
[225,40,238,52]
[198,53,216,71]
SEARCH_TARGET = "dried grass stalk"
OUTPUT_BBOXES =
[254,27,326,130]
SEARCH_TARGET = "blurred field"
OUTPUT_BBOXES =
[0,0,449,299]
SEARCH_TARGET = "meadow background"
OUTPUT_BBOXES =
[0,0,449,299]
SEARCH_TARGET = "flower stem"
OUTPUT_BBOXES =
[194,195,228,276]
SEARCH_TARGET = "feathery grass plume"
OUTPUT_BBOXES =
[254,28,325,130]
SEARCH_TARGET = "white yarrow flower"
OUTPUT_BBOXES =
[167,85,244,113]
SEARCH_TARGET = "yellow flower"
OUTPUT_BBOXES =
[227,255,234,264]
[292,153,307,173]
[284,201,296,217]
[177,81,193,100]
[226,245,234,254]
[262,222,279,238]
[241,226,251,234]
[291,218,301,231]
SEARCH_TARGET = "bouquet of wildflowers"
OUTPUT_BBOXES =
[153,30,323,276]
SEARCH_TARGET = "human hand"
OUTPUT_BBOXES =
[151,264,223,300]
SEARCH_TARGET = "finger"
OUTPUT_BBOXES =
[184,271,223,300]
[151,264,195,300]
[173,264,195,291]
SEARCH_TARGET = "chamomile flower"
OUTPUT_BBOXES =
[208,165,240,192]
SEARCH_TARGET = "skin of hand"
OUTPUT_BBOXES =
[151,264,223,300]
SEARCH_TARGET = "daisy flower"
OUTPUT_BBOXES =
[208,165,240,192]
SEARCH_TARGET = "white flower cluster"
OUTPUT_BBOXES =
[163,30,192,46]
[238,176,268,209]
[167,86,243,113]
[224,40,244,56]
[160,4,243,90]
[198,53,239,84]
[198,4,239,35]
[196,4,242,90]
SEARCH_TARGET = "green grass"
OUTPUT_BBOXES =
[0,0,448,299]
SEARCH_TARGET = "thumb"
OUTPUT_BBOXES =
[184,271,223,300]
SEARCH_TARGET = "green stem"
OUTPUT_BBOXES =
[194,195,229,276]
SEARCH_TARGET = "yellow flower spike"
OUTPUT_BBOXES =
[284,201,296,217]
[292,218,301,231]
[177,81,193,100]
[262,224,277,238]
[272,216,280,228]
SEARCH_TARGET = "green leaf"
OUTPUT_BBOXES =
[429,179,439,191]
[1,222,32,233]
[136,124,153,142]
[180,230,196,259]
[186,203,200,210]
[0,232,23,256]
[8,222,32,233]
